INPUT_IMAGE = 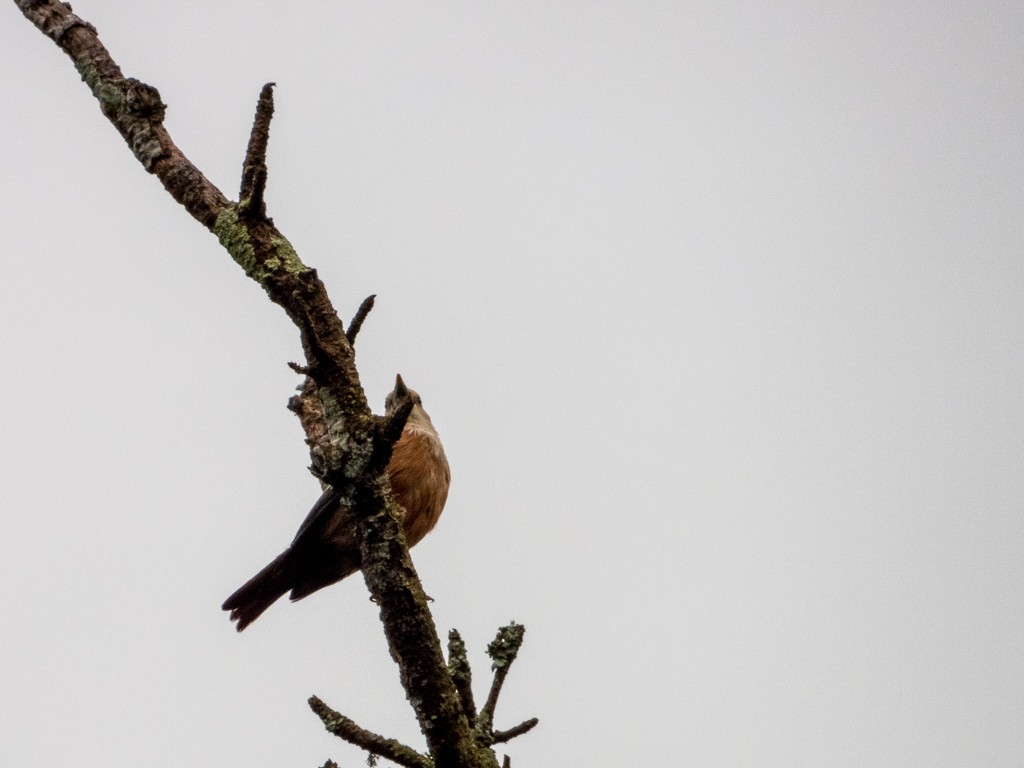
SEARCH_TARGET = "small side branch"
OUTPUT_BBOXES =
[448,629,477,722]
[346,294,376,346]
[479,623,526,731]
[239,82,276,218]
[309,696,432,768]
[459,622,537,755]
[492,718,539,745]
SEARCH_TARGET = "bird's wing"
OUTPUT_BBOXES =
[290,486,342,548]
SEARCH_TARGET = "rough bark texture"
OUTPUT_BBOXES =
[15,3,534,766]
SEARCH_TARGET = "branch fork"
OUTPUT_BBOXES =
[312,623,537,768]
[15,3,538,766]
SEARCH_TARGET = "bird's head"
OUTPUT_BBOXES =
[385,373,432,428]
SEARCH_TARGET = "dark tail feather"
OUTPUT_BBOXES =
[222,550,293,632]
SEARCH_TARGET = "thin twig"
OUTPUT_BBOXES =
[239,83,276,218]
[346,294,376,345]
[309,696,432,768]
[448,628,477,722]
[492,718,539,745]
[479,623,526,730]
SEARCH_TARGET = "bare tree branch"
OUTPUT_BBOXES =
[309,696,432,768]
[491,719,539,745]
[14,3,481,765]
[15,4,538,766]
[453,624,537,755]
[239,82,276,219]
[347,294,377,346]
[448,629,478,723]
[14,1,228,227]
[478,623,526,736]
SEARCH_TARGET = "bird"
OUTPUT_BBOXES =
[222,374,450,631]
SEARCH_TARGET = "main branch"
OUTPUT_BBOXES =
[14,2,481,765]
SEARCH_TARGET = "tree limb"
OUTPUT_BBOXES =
[478,623,526,737]
[309,695,432,768]
[347,294,377,346]
[239,82,275,219]
[447,629,478,723]
[451,624,538,755]
[491,719,539,745]
[14,3,481,765]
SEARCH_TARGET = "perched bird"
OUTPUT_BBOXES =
[223,375,450,631]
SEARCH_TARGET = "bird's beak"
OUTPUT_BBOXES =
[394,373,408,398]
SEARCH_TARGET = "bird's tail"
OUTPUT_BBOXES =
[222,550,292,632]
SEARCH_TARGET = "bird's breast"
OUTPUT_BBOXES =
[387,425,451,547]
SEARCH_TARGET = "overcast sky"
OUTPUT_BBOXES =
[2,2,1022,766]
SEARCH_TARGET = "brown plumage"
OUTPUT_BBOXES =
[222,375,450,631]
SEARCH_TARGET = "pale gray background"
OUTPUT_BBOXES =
[2,2,1022,766]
